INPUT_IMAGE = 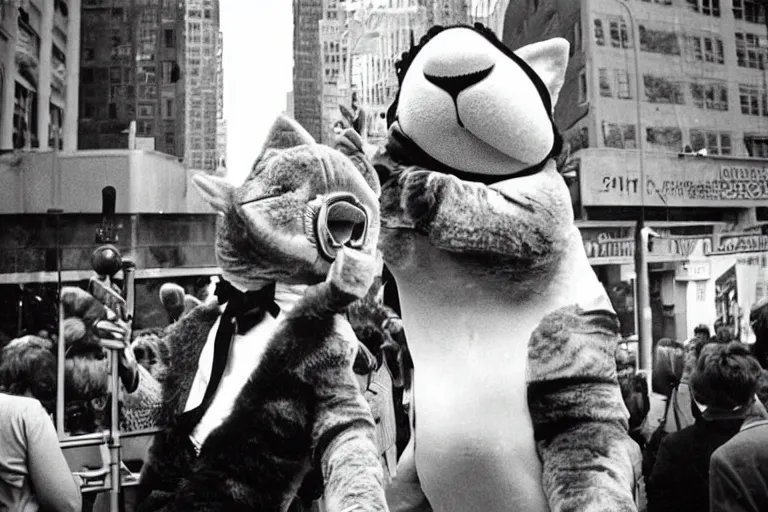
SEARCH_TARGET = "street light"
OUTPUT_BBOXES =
[604,0,652,375]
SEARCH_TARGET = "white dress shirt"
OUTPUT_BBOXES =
[184,283,307,452]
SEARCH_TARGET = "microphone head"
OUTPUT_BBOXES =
[102,186,116,217]
[159,283,186,322]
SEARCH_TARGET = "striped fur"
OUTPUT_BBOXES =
[140,117,387,511]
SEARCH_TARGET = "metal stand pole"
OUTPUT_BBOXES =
[635,221,653,374]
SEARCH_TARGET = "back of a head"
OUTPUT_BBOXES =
[751,298,768,366]
[0,343,57,413]
[714,326,737,344]
[691,341,762,410]
[757,370,768,410]
[652,339,685,395]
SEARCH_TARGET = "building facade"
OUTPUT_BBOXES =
[78,0,184,157]
[215,29,225,173]
[183,0,220,174]
[293,0,324,141]
[504,0,768,343]
[0,0,79,152]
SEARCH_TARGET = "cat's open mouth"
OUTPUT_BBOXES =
[315,193,369,262]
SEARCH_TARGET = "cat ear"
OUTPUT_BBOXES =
[515,37,569,110]
[191,173,234,213]
[260,114,316,152]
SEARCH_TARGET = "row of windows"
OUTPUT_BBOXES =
[576,121,768,159]
[593,18,763,70]
[584,68,768,117]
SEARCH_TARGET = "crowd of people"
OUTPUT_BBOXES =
[618,297,768,512]
[2,274,768,511]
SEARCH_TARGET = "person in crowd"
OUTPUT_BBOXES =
[662,335,713,433]
[714,325,738,345]
[640,339,684,443]
[692,324,711,346]
[646,342,763,512]
[0,340,83,512]
[710,366,768,512]
[750,297,768,369]
[615,341,649,449]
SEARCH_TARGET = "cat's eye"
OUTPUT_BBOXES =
[240,185,286,206]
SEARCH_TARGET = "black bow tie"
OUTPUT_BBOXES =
[178,280,280,435]
[215,280,281,334]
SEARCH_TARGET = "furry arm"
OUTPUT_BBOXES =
[391,168,565,269]
[527,305,641,512]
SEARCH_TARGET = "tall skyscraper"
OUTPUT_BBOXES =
[215,30,226,173]
[183,0,220,174]
[78,0,184,156]
[0,0,80,151]
[293,0,324,141]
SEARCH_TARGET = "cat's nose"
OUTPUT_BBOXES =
[422,50,495,98]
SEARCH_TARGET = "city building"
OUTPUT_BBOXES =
[215,30,226,173]
[284,91,295,118]
[293,0,324,141]
[469,0,510,37]
[0,0,80,151]
[183,0,221,174]
[319,0,348,143]
[78,0,185,157]
[430,0,469,26]
[504,0,768,343]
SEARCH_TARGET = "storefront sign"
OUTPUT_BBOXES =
[582,231,708,265]
[675,260,711,281]
[579,150,768,208]
[707,233,768,255]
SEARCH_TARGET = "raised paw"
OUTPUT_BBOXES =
[399,169,440,227]
[327,247,377,302]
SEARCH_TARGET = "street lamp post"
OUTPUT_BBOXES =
[607,0,652,374]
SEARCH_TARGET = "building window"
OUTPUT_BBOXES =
[602,122,636,149]
[605,18,631,49]
[137,120,153,136]
[684,35,724,64]
[165,132,175,148]
[598,68,612,97]
[733,0,765,23]
[578,71,588,102]
[643,75,685,104]
[690,82,728,111]
[639,25,680,55]
[696,282,706,302]
[646,126,683,152]
[690,130,731,155]
[735,32,764,69]
[161,61,175,84]
[164,98,174,118]
[138,104,155,117]
[686,0,720,16]
[110,67,121,83]
[745,135,768,157]
[108,103,117,119]
[594,19,605,46]
[573,19,581,52]
[164,29,175,48]
[616,70,631,99]
[739,85,767,116]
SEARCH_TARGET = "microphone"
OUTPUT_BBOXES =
[96,186,118,244]
[159,283,186,323]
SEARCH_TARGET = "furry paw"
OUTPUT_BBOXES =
[399,169,440,228]
[327,247,377,301]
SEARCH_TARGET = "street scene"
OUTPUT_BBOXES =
[0,0,768,511]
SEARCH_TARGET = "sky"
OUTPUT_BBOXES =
[220,0,294,185]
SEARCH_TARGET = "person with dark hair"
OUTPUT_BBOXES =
[693,324,711,345]
[750,297,768,369]
[710,367,768,512]
[0,340,82,512]
[640,340,684,444]
[714,325,738,344]
[647,342,765,512]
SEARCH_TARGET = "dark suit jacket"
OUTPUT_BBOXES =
[646,416,743,512]
[710,418,768,512]
[134,302,322,511]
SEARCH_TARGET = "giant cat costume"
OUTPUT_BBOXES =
[375,24,641,511]
[60,115,389,511]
